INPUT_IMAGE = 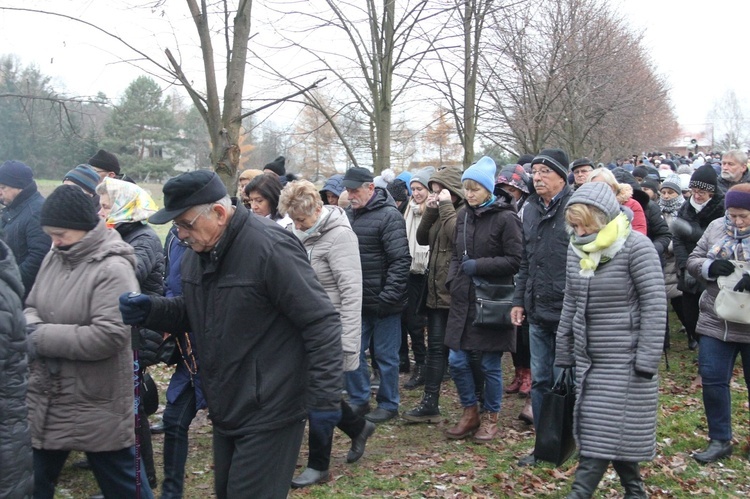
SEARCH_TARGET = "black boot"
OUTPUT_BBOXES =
[567,457,609,498]
[402,392,440,423]
[612,460,646,499]
[404,364,426,389]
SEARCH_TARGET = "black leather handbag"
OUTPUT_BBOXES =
[471,277,515,328]
[534,368,576,466]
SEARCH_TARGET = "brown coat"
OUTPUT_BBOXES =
[25,221,139,452]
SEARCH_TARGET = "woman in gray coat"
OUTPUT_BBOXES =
[279,180,375,489]
[556,182,666,499]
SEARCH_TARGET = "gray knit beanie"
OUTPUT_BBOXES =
[567,181,620,221]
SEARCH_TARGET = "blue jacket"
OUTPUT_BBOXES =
[0,183,50,299]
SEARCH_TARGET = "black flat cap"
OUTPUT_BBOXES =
[342,167,374,189]
[149,170,227,224]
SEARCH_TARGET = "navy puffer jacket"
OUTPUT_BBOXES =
[346,187,411,316]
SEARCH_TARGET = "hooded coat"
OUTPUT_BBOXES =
[0,239,33,497]
[25,221,139,452]
[556,185,666,462]
[444,191,523,352]
[298,205,363,372]
[417,167,465,310]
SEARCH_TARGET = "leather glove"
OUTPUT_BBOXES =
[708,260,735,278]
[308,409,342,438]
[461,259,477,277]
[734,273,750,292]
[682,271,697,289]
[635,370,654,380]
[26,324,38,361]
[119,292,152,325]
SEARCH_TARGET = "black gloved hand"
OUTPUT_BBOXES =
[734,273,750,292]
[119,292,152,325]
[669,218,695,239]
[708,260,735,278]
[682,272,697,289]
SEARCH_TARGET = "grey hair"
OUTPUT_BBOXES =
[723,149,748,167]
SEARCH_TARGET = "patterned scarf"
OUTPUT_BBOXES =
[570,212,631,278]
[101,178,158,228]
[707,214,750,261]
[659,195,684,216]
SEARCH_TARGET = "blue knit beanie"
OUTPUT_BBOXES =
[63,164,100,196]
[462,156,497,193]
[0,160,33,189]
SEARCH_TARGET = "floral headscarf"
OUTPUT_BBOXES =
[100,178,158,228]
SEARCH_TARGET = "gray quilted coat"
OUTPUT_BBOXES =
[556,231,667,462]
[686,217,750,344]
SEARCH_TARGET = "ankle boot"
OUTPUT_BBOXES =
[445,404,480,439]
[474,412,499,442]
[519,367,532,397]
[402,392,440,423]
[404,364,426,389]
[518,398,533,425]
[505,367,522,394]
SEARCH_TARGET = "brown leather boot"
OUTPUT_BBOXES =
[474,412,499,442]
[519,367,532,397]
[445,404,480,439]
[518,398,533,425]
[505,368,522,394]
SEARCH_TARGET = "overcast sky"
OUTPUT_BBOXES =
[1,0,747,134]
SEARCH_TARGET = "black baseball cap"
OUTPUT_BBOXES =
[149,171,227,224]
[342,167,375,189]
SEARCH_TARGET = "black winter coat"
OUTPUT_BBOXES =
[346,187,411,316]
[444,194,523,352]
[643,198,672,257]
[0,240,32,497]
[673,193,725,294]
[0,183,51,299]
[116,222,166,367]
[145,206,343,435]
[513,185,574,326]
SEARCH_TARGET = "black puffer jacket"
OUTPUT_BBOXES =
[512,185,574,326]
[444,193,523,352]
[0,239,32,497]
[673,193,725,294]
[116,222,165,367]
[145,206,343,435]
[0,182,51,299]
[346,187,411,316]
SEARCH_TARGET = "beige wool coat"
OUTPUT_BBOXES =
[25,221,139,452]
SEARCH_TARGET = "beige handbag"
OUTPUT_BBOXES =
[715,260,750,325]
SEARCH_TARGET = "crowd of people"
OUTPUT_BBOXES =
[1,146,750,498]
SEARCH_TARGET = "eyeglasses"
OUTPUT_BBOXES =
[172,206,211,231]
[573,169,593,176]
[690,188,712,198]
[531,168,554,176]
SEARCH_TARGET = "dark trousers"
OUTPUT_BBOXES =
[510,320,531,369]
[567,457,645,498]
[681,291,701,339]
[33,447,153,499]
[213,419,305,499]
[400,273,427,366]
[137,390,156,486]
[307,400,366,471]
[161,386,199,499]
[423,308,449,396]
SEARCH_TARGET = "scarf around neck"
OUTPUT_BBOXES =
[659,195,684,215]
[570,212,631,278]
[708,214,750,261]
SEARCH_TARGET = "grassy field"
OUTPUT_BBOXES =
[48,322,750,498]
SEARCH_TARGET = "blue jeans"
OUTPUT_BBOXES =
[161,385,198,499]
[529,322,562,429]
[449,349,503,413]
[346,313,401,411]
[33,446,153,499]
[698,335,750,441]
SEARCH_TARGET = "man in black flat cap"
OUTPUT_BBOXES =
[118,170,344,498]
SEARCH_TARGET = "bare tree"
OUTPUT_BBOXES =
[711,89,749,151]
[480,0,678,160]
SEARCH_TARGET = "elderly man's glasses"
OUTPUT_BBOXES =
[172,206,211,231]
[531,168,554,177]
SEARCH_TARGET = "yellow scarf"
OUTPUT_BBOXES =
[571,212,630,277]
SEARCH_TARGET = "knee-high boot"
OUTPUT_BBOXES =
[612,460,647,499]
[567,457,609,499]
